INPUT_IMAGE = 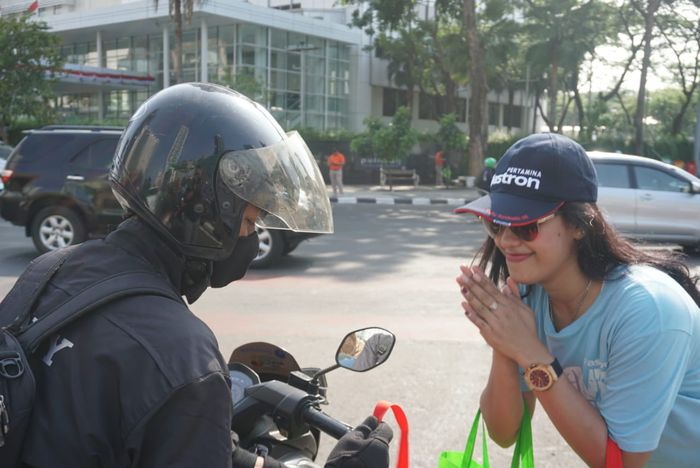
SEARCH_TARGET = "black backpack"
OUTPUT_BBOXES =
[0,245,182,465]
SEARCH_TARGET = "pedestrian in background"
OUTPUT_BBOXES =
[435,150,445,186]
[455,133,700,467]
[327,148,346,197]
[685,160,697,176]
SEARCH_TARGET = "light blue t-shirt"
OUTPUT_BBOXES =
[519,265,700,467]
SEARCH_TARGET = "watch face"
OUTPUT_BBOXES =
[529,368,551,389]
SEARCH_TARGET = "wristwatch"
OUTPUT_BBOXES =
[524,358,563,392]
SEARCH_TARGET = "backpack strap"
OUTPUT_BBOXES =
[17,270,183,353]
[0,247,75,332]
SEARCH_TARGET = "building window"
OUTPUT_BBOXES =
[54,22,350,132]
[488,102,500,126]
[503,104,522,128]
[418,93,466,122]
[382,88,410,116]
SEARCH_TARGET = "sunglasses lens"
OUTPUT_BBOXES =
[481,219,540,241]
[512,223,539,241]
[481,219,501,238]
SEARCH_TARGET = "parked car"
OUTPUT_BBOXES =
[0,125,321,267]
[589,151,700,253]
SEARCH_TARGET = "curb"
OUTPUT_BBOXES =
[330,196,471,206]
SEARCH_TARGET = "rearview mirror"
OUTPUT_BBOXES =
[336,327,396,372]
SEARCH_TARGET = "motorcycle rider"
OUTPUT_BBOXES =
[475,157,497,193]
[17,83,392,468]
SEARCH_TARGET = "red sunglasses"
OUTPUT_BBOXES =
[481,212,557,242]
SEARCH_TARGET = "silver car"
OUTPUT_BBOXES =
[589,151,700,253]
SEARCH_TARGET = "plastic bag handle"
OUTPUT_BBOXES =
[373,400,409,468]
[606,437,623,468]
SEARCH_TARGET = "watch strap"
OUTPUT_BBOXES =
[550,358,563,378]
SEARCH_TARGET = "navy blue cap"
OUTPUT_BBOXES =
[455,133,598,225]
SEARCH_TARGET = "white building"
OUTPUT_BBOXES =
[0,0,537,134]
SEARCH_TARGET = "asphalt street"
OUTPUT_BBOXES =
[0,203,698,468]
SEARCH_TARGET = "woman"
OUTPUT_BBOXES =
[455,133,700,467]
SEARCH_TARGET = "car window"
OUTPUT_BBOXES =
[634,166,690,193]
[71,138,119,169]
[7,133,81,169]
[593,163,630,188]
[0,144,12,160]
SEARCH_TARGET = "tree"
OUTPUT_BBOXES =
[211,67,266,102]
[463,0,488,177]
[631,0,663,154]
[578,3,644,142]
[154,0,201,84]
[350,106,417,161]
[648,88,698,136]
[522,0,612,135]
[0,15,63,143]
[435,113,468,154]
[656,0,700,136]
[345,0,519,176]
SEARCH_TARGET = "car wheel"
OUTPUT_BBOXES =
[31,206,87,254]
[251,226,285,268]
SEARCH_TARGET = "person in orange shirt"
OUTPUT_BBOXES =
[327,148,346,196]
[434,150,445,185]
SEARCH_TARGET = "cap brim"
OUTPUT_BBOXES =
[454,193,563,226]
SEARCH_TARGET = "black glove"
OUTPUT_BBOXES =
[325,415,393,468]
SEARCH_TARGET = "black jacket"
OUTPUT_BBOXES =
[476,167,495,191]
[20,218,278,468]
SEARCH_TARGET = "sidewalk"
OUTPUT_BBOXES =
[328,184,481,206]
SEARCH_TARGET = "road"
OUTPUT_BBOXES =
[1,207,698,468]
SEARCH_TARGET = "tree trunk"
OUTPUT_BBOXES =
[671,86,698,135]
[634,0,661,155]
[548,41,560,132]
[463,0,488,177]
[430,27,458,116]
[573,88,586,140]
[507,88,515,132]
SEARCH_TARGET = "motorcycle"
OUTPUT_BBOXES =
[228,327,396,467]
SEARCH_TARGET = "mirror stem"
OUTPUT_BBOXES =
[311,363,340,381]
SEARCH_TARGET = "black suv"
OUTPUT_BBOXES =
[1,125,123,254]
[0,125,319,267]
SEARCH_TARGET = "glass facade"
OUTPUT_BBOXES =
[56,21,352,131]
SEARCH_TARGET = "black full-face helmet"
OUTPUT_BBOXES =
[110,83,333,261]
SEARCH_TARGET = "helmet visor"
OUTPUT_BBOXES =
[218,131,333,234]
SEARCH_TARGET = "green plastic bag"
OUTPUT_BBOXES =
[439,401,534,468]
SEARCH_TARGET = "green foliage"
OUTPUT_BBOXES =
[342,0,418,33]
[648,88,688,134]
[486,131,523,160]
[652,134,694,162]
[522,0,616,133]
[293,126,357,142]
[350,106,417,161]
[0,16,63,141]
[434,113,467,152]
[211,67,266,102]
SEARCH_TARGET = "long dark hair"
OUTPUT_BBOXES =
[476,202,700,306]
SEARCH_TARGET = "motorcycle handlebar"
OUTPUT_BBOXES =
[302,405,352,440]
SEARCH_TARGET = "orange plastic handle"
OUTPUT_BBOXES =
[373,400,409,468]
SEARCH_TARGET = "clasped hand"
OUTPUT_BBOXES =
[456,265,542,367]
